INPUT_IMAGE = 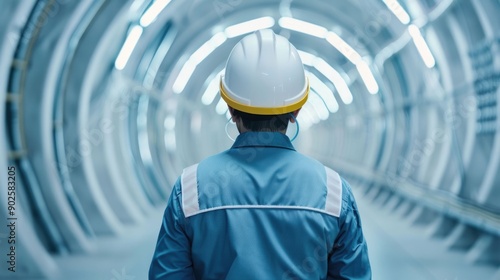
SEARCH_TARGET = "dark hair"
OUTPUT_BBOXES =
[232,109,291,132]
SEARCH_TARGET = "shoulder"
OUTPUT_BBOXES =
[197,150,235,172]
[177,151,233,180]
[339,177,356,207]
[293,151,325,167]
[337,177,363,225]
[286,152,329,179]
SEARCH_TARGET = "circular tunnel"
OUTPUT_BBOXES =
[1,0,500,279]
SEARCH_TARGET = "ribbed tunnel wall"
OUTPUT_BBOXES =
[1,0,499,279]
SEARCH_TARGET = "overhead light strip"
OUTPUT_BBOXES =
[325,31,379,94]
[383,0,411,24]
[307,71,339,113]
[140,0,172,27]
[201,69,225,105]
[356,61,380,94]
[115,25,143,70]
[298,50,354,104]
[325,31,362,65]
[278,17,328,38]
[408,24,436,68]
[190,32,227,65]
[173,32,227,94]
[315,58,354,104]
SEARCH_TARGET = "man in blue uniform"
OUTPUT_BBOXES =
[149,29,371,279]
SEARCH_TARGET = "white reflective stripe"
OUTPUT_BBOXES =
[181,164,199,218]
[183,205,340,218]
[324,167,342,217]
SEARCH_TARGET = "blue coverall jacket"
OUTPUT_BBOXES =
[149,132,371,279]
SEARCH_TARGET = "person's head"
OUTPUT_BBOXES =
[220,29,308,135]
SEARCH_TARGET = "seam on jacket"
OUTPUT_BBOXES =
[184,205,341,218]
[181,164,199,218]
[324,166,342,217]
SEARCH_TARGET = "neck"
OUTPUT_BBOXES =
[235,119,287,134]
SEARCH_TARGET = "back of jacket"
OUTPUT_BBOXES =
[149,132,371,280]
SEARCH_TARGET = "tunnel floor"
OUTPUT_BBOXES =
[24,185,498,280]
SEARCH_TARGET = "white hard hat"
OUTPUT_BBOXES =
[220,29,309,115]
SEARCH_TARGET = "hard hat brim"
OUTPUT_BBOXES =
[219,77,310,115]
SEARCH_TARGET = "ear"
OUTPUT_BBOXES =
[289,109,300,123]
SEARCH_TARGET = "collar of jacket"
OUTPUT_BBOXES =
[231,131,296,151]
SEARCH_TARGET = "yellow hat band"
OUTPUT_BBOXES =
[219,79,309,115]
